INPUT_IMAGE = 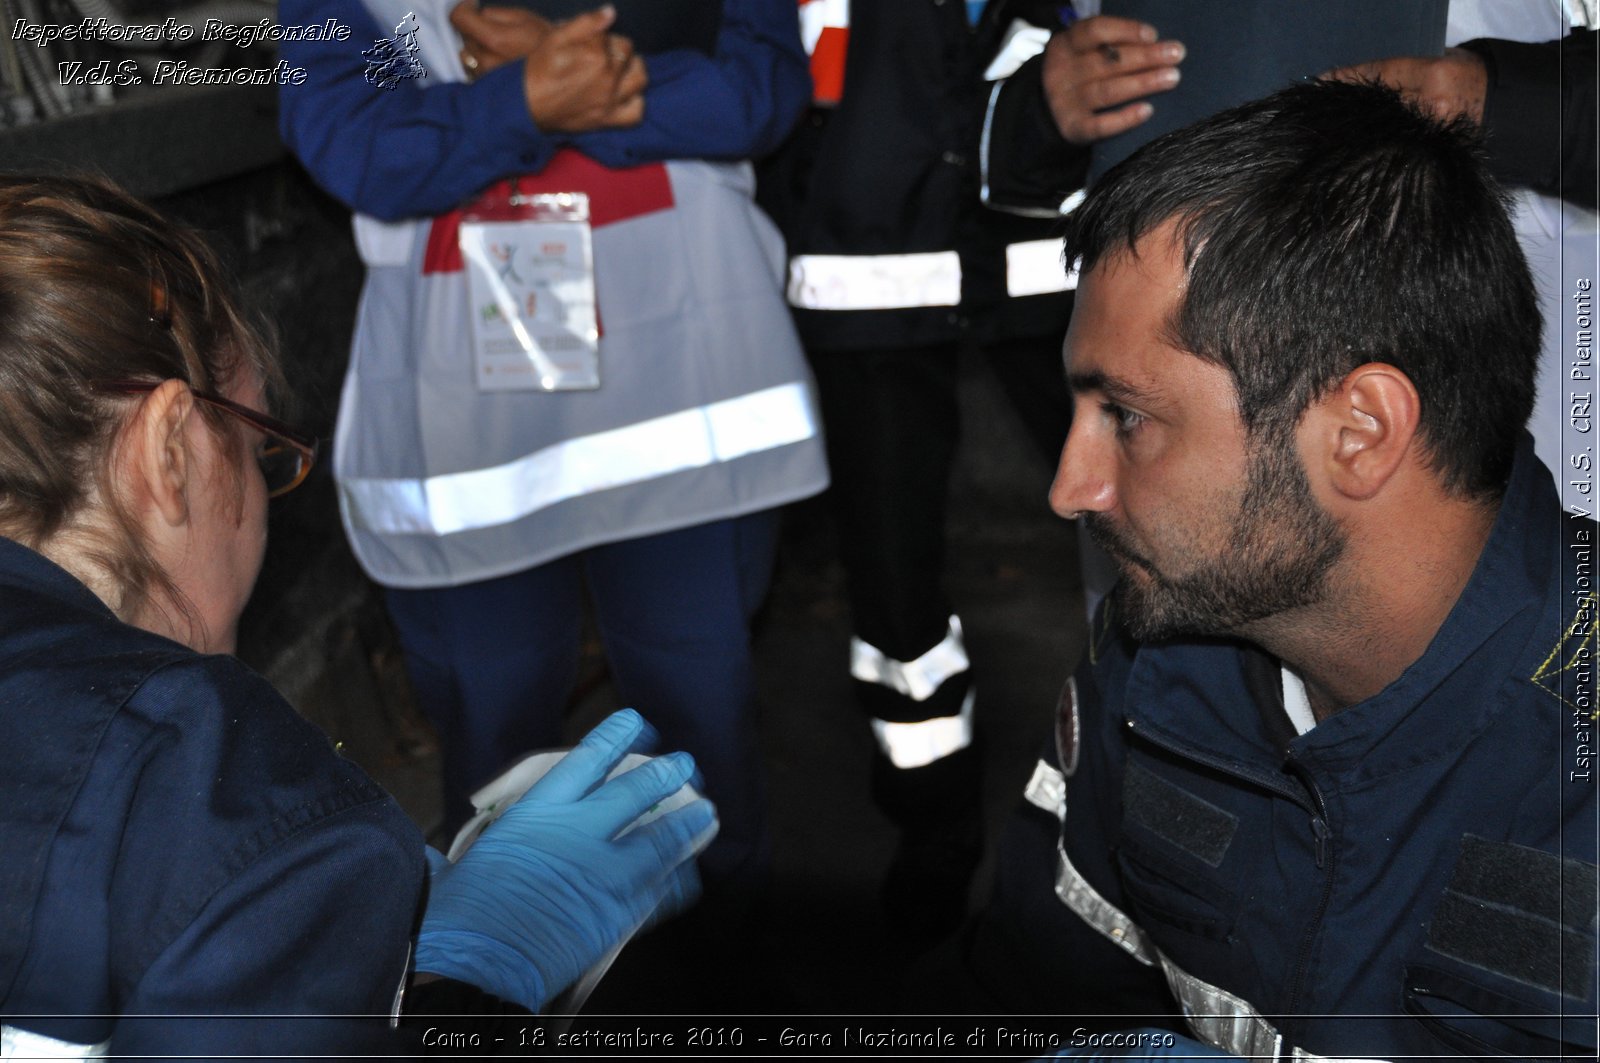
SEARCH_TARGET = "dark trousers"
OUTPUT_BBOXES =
[810,333,1072,680]
[384,512,779,893]
[809,331,1071,854]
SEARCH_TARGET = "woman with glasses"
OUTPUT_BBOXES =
[0,175,715,1055]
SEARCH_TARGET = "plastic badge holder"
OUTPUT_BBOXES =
[445,750,703,1014]
[460,190,600,392]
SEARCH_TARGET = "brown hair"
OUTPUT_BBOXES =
[0,173,281,622]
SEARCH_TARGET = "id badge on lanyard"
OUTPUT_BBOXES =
[461,184,600,391]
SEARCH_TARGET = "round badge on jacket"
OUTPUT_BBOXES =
[1055,676,1081,778]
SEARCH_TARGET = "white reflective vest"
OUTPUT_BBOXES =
[339,0,829,588]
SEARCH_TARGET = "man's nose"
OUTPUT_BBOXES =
[1049,420,1116,520]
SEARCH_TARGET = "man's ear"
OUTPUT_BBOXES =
[1302,362,1421,502]
[119,379,196,528]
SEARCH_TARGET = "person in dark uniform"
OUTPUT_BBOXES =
[0,175,714,1055]
[944,81,1598,1058]
[757,0,1116,938]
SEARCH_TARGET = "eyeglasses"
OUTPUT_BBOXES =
[94,379,319,498]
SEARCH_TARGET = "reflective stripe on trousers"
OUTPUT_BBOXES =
[870,688,975,768]
[854,615,973,767]
[1023,760,1391,1063]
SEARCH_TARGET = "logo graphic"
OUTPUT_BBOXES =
[363,12,425,90]
[1531,591,1597,716]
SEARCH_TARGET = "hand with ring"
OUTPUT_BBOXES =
[1042,15,1185,145]
[449,1,647,131]
[451,1,554,77]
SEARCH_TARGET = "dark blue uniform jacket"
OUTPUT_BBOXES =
[1015,439,1597,1058]
[0,537,426,1055]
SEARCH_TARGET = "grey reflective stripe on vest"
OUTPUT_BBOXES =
[1,1026,108,1059]
[1024,760,1391,1063]
[341,382,817,536]
[343,0,829,587]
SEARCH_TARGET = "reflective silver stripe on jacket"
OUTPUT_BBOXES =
[341,382,817,537]
[786,251,962,309]
[982,20,1051,81]
[798,0,849,53]
[1005,237,1078,296]
[979,81,1083,219]
[1054,839,1159,966]
[1025,759,1391,1063]
[1023,756,1068,820]
[1,1026,108,1059]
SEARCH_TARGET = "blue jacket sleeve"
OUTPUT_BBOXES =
[111,804,425,1054]
[279,0,810,221]
[279,0,562,220]
[102,658,429,1053]
[569,0,811,166]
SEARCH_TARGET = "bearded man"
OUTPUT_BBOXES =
[944,79,1596,1061]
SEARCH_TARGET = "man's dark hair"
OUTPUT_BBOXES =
[1065,79,1539,499]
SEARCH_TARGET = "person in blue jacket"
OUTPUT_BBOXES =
[943,80,1598,1057]
[0,174,715,1055]
[277,0,829,908]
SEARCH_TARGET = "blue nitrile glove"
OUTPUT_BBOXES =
[414,709,718,1011]
[1049,1029,1237,1059]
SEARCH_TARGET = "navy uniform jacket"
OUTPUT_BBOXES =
[755,0,1080,353]
[1004,439,1597,1058]
[0,537,427,1055]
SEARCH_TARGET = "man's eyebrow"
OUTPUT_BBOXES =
[1067,370,1159,406]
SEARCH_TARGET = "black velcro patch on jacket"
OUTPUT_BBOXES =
[1426,835,1598,999]
[1122,760,1237,868]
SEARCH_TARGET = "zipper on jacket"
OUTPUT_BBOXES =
[1283,757,1337,1022]
[1129,719,1339,1027]
[1125,719,1315,814]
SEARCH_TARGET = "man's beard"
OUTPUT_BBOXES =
[1084,433,1347,641]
